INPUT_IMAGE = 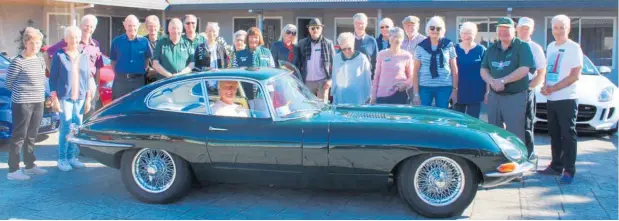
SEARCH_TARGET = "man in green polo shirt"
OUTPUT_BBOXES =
[152,18,195,80]
[481,17,535,150]
[183,14,206,50]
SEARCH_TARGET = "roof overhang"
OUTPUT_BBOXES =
[56,0,169,10]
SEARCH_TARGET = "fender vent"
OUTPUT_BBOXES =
[341,111,387,119]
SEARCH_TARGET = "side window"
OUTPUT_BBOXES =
[147,80,207,114]
[206,79,271,119]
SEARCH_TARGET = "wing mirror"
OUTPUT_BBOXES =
[598,66,612,75]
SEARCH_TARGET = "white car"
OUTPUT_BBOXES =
[534,56,618,134]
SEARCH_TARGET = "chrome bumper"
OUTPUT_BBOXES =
[485,152,539,177]
[68,135,133,148]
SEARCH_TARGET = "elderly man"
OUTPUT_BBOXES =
[183,14,206,50]
[517,17,547,159]
[47,14,103,115]
[352,13,378,77]
[152,18,195,79]
[211,80,249,117]
[144,15,161,83]
[480,17,534,151]
[537,15,583,184]
[110,14,151,99]
[400,16,426,56]
[295,18,336,103]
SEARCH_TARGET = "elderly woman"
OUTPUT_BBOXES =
[453,22,486,118]
[330,32,372,105]
[271,24,298,68]
[411,16,458,108]
[233,30,247,52]
[50,26,92,172]
[370,27,414,104]
[195,22,230,71]
[376,18,394,51]
[232,27,275,68]
[5,27,48,180]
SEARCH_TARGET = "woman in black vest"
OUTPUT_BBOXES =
[194,22,230,71]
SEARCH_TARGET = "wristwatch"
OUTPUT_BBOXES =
[500,79,505,84]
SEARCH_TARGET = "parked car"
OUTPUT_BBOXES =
[0,54,60,142]
[69,67,536,218]
[99,55,114,107]
[534,55,618,134]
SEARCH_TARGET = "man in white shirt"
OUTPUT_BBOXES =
[537,15,583,185]
[211,80,249,118]
[517,17,547,159]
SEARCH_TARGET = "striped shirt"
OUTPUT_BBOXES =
[401,33,426,56]
[415,44,457,87]
[6,54,47,103]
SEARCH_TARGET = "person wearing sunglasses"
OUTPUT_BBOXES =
[371,27,414,105]
[294,18,335,103]
[411,16,458,109]
[352,13,378,78]
[194,22,230,71]
[376,18,394,52]
[331,32,372,105]
[271,24,298,68]
[182,14,206,51]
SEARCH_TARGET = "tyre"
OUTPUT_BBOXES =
[397,154,478,218]
[121,148,192,204]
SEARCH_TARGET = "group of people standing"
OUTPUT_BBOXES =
[6,12,583,185]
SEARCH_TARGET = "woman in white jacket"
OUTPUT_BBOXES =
[330,32,372,105]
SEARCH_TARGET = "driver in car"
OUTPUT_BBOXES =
[211,80,249,118]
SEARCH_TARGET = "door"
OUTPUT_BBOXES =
[297,18,312,39]
[93,16,111,56]
[263,18,282,49]
[204,79,303,184]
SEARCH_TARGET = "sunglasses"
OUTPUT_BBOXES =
[429,26,442,31]
[185,22,196,25]
[380,26,390,29]
[310,26,321,31]
[286,30,297,36]
[341,47,353,52]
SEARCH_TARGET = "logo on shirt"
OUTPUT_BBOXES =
[384,58,391,62]
[240,56,248,62]
[474,57,482,62]
[491,61,511,70]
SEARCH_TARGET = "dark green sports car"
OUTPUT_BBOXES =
[69,67,537,218]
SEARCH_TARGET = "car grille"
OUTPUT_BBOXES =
[341,111,387,119]
[536,103,597,122]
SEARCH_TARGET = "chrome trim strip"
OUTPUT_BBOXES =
[68,136,134,148]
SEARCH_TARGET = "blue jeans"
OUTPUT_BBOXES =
[419,86,452,108]
[58,99,85,161]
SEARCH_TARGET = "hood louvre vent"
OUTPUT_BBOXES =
[341,111,387,119]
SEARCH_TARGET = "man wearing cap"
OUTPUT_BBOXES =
[517,17,547,159]
[295,18,336,103]
[480,17,535,150]
[401,16,426,56]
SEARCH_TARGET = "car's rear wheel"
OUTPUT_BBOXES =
[397,154,478,218]
[121,148,192,204]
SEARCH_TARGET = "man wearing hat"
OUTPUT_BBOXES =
[295,18,336,103]
[517,17,547,159]
[480,17,535,155]
[401,16,426,55]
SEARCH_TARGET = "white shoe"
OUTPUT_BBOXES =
[69,158,85,168]
[57,160,73,172]
[7,170,31,181]
[24,165,48,176]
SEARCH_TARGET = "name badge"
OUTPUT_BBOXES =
[315,48,321,52]
[384,58,392,62]
[240,57,248,62]
[546,72,559,85]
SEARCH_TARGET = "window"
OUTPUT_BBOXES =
[546,17,616,68]
[0,54,9,69]
[334,17,377,40]
[47,13,78,45]
[205,79,270,119]
[456,17,520,47]
[147,80,207,114]
[233,17,257,34]
[263,18,282,49]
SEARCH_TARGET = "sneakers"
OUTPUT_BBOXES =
[559,172,574,184]
[24,166,48,176]
[537,165,562,176]
[7,170,31,181]
[69,158,86,168]
[57,160,73,171]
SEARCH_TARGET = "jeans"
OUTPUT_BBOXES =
[419,86,452,108]
[376,91,409,105]
[524,89,536,157]
[58,99,85,161]
[547,99,578,175]
[452,103,482,119]
[8,102,44,173]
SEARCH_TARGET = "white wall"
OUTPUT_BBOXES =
[0,4,47,56]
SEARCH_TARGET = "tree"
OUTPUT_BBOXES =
[14,19,47,52]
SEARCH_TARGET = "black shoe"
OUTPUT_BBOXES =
[537,165,562,176]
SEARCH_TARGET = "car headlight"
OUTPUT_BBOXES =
[599,87,614,102]
[489,133,523,161]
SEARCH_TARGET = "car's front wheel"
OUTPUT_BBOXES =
[121,148,192,204]
[397,154,478,218]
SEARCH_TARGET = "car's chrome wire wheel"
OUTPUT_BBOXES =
[413,156,465,207]
[132,149,177,194]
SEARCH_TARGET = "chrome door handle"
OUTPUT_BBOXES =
[209,126,227,131]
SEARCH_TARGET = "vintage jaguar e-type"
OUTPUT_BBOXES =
[69,67,537,218]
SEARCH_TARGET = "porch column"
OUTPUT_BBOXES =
[70,3,77,26]
[161,10,167,32]
[376,9,382,38]
[258,13,264,33]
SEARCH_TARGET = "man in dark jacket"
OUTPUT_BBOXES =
[295,18,336,103]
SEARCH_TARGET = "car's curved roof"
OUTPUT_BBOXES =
[174,67,289,81]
